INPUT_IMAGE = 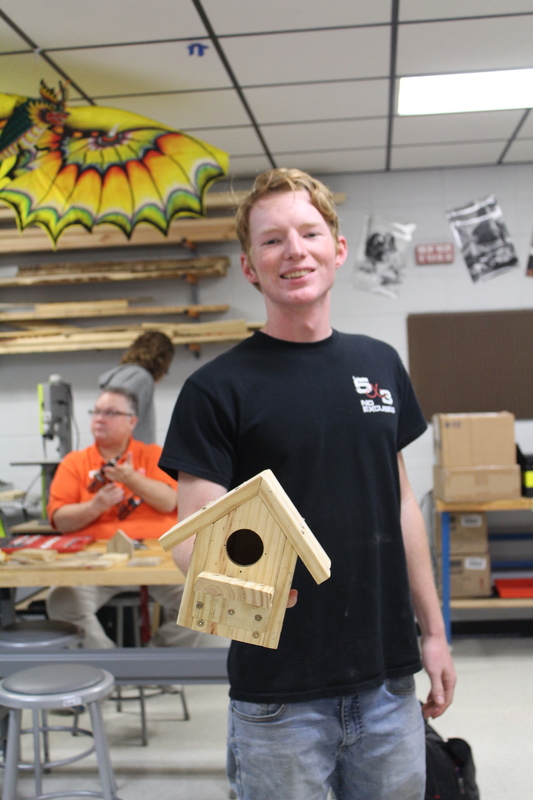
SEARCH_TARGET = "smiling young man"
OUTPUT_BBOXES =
[46,387,203,648]
[159,169,455,800]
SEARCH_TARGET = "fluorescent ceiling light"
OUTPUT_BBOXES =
[398,68,533,115]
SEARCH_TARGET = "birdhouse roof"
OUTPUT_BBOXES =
[159,469,330,585]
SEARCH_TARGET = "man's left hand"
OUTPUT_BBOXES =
[421,632,456,719]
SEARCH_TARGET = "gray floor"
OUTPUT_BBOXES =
[9,635,533,800]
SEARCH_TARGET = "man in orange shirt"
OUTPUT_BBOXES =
[46,387,199,648]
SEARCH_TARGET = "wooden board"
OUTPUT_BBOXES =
[0,256,229,287]
[0,299,230,322]
[0,318,256,354]
[0,217,237,253]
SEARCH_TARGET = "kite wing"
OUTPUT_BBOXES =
[0,81,229,244]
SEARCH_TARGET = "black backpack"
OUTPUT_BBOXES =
[425,718,480,800]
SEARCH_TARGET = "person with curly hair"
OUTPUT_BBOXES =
[98,331,174,444]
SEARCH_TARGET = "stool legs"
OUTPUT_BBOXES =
[88,703,117,800]
[2,709,21,800]
[2,702,119,800]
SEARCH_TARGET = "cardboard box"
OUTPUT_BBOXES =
[433,464,521,503]
[438,553,492,598]
[433,412,516,467]
[435,512,488,554]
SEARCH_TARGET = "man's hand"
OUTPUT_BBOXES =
[420,632,456,719]
[102,452,136,485]
[92,482,125,514]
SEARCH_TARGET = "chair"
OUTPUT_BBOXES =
[103,590,189,746]
[0,663,119,800]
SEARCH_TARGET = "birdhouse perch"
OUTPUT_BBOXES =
[159,469,330,648]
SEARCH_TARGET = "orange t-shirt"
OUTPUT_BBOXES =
[47,439,177,540]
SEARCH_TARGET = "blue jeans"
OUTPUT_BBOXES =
[227,675,425,800]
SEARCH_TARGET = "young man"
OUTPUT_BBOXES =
[47,387,200,648]
[159,169,455,800]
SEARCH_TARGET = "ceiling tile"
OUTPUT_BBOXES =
[0,17,30,52]
[263,118,388,152]
[393,110,523,145]
[202,0,393,34]
[90,90,249,130]
[516,111,533,138]
[0,0,206,48]
[184,125,263,157]
[391,140,504,170]
[244,80,390,124]
[397,16,533,76]
[226,153,274,178]
[274,148,386,175]
[223,27,391,86]
[0,53,82,98]
[502,138,533,163]
[400,1,533,21]
[51,41,232,97]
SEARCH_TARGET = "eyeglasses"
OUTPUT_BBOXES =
[88,409,134,418]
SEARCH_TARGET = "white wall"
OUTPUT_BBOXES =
[1,162,533,507]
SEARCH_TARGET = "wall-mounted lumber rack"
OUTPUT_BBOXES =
[0,299,230,323]
[0,217,237,253]
[0,319,259,355]
[0,256,229,287]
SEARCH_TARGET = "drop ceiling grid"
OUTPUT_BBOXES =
[0,1,531,176]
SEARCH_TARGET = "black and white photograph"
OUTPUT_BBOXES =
[447,195,519,282]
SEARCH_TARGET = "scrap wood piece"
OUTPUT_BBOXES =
[0,319,255,354]
[0,299,230,322]
[0,216,237,254]
[0,256,229,287]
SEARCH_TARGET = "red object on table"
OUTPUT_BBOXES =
[1,533,94,553]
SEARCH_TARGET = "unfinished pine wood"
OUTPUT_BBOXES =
[194,571,275,607]
[0,256,229,287]
[0,217,237,253]
[0,319,255,354]
[0,299,230,322]
[160,469,330,649]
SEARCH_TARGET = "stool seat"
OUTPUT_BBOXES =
[1,663,113,706]
[0,663,119,800]
[0,620,80,650]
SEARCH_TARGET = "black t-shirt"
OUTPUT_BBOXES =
[160,330,427,703]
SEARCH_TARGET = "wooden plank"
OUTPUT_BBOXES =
[0,216,237,253]
[0,300,230,322]
[0,319,255,354]
[0,256,229,287]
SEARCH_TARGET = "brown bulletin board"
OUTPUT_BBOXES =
[407,309,533,421]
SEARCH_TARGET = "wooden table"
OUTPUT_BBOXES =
[0,540,184,620]
[435,497,533,642]
[0,540,226,686]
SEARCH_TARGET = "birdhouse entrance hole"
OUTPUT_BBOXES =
[226,528,264,566]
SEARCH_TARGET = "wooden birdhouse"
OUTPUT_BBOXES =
[159,469,330,649]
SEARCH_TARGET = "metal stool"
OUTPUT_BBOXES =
[0,619,80,650]
[104,591,189,747]
[0,663,119,800]
[0,620,82,761]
